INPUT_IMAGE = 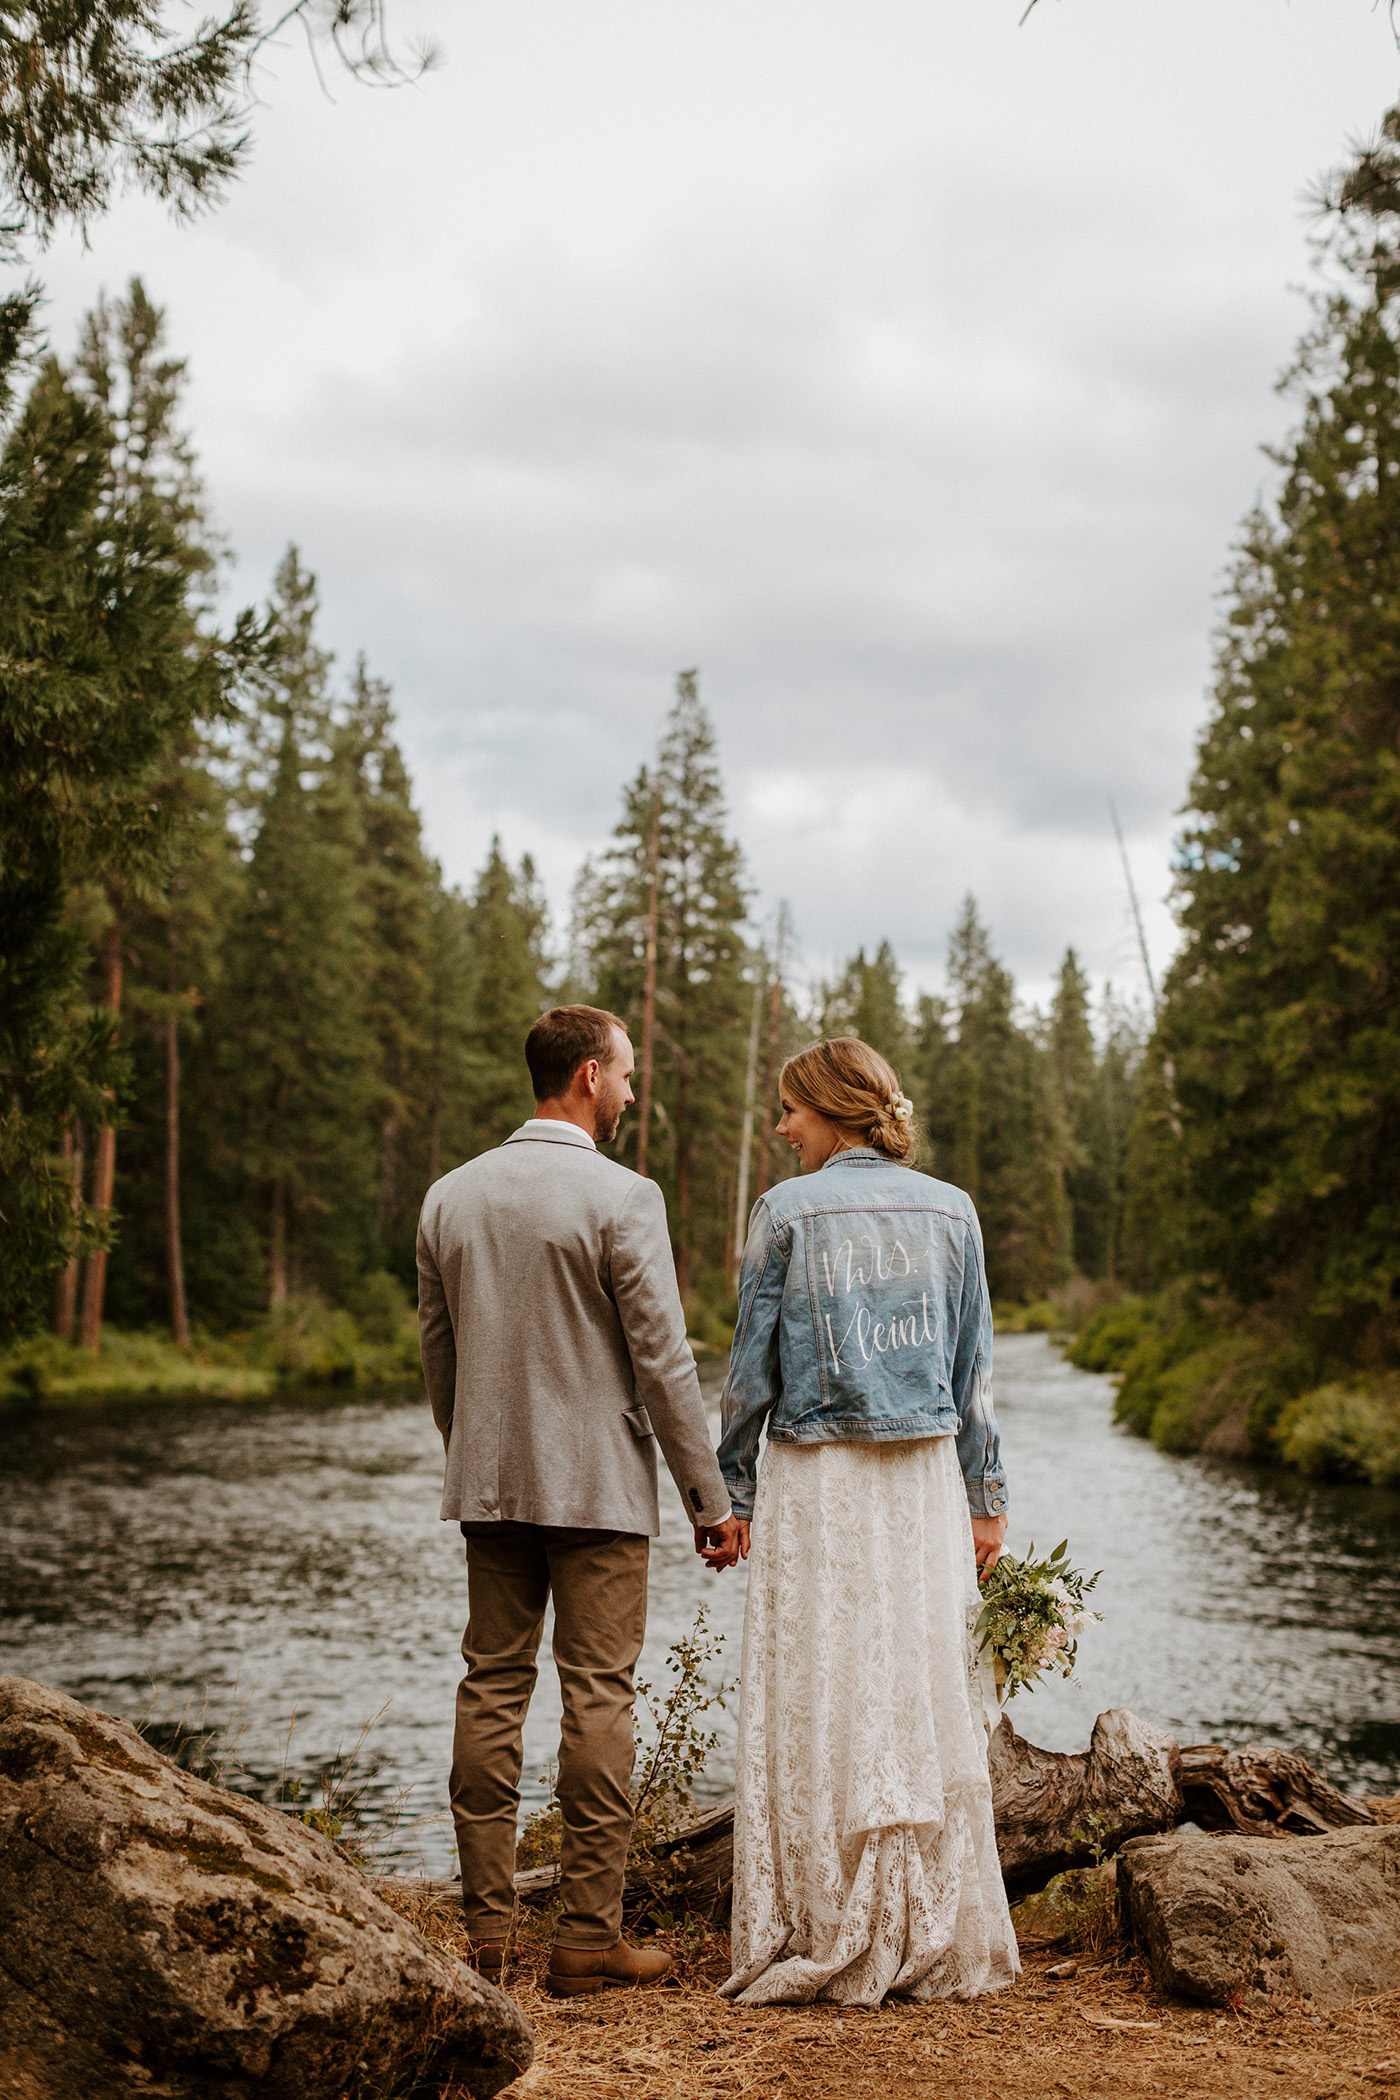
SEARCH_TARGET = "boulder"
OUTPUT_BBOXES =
[0,1676,533,2100]
[1117,1823,1400,2007]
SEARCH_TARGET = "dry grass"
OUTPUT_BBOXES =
[379,1880,1400,2100]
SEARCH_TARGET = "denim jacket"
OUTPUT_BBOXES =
[716,1148,1008,1522]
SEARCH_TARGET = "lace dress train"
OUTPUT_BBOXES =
[720,1436,1020,2008]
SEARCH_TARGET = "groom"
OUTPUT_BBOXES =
[417,1005,739,1996]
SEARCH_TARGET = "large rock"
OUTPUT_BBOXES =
[0,1676,533,2100]
[1117,1824,1400,2007]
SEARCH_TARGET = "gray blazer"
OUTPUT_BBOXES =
[416,1120,731,1535]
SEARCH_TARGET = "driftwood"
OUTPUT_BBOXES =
[397,1714,1379,1920]
[989,1708,1182,1899]
[1177,1741,1376,1838]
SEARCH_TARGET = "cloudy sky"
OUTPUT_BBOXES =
[36,0,1400,1010]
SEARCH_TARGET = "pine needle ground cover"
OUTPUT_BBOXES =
[381,1885,1400,2100]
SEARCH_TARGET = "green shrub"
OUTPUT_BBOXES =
[348,1269,411,1345]
[1142,1337,1261,1454]
[1067,1298,1155,1375]
[1274,1380,1400,1487]
[246,1299,362,1388]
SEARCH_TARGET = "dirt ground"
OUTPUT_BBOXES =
[394,1895,1400,2100]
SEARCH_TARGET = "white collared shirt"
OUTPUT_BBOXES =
[512,1118,596,1149]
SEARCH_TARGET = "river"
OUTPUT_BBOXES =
[1,1333,1396,1874]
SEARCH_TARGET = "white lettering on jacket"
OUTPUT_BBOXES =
[823,1288,936,1373]
[817,1232,941,1376]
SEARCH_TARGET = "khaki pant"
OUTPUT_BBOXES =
[451,1522,650,1948]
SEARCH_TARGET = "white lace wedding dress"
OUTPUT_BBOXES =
[720,1435,1020,2007]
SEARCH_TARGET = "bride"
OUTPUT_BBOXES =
[711,1036,1019,2008]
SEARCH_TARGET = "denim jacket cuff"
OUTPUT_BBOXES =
[964,1473,1008,1518]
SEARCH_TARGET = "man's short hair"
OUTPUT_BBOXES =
[525,1005,628,1102]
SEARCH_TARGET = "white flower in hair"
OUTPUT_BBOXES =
[889,1092,914,1123]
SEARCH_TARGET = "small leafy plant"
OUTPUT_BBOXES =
[975,1539,1101,1701]
[516,1604,734,1951]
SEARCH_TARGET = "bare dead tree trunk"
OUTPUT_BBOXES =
[377,1109,400,1237]
[634,784,662,1178]
[52,1126,83,1341]
[427,1093,443,1188]
[733,963,765,1277]
[674,1047,692,1302]
[165,923,190,1349]
[268,1177,288,1308]
[79,909,123,1353]
[753,905,791,1200]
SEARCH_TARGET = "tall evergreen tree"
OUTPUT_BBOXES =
[820,940,912,1069]
[0,284,228,1337]
[461,839,551,1153]
[1145,107,1400,1355]
[215,568,378,1307]
[330,659,436,1264]
[574,673,751,1296]
[1050,949,1104,1276]
[939,898,1070,1301]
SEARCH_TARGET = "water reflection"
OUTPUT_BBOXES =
[0,1334,1395,1876]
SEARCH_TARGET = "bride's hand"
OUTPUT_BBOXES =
[971,1513,1007,1582]
[695,1515,749,1570]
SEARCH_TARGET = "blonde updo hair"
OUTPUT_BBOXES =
[778,1037,918,1164]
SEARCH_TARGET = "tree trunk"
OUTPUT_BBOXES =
[52,1126,83,1341]
[377,1110,400,1237]
[753,957,786,1199]
[635,786,662,1178]
[269,1178,288,1307]
[79,911,124,1353]
[427,1093,443,1189]
[164,924,191,1348]
[733,966,765,1277]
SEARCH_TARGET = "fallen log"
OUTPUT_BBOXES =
[989,1707,1182,1899]
[395,1715,1378,1921]
[1177,1741,1376,1838]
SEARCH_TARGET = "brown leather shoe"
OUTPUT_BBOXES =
[546,1938,674,1997]
[464,1935,507,1983]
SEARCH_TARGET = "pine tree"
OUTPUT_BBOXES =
[0,0,426,254]
[1147,109,1400,1354]
[461,838,551,1153]
[1050,949,1105,1276]
[215,566,378,1307]
[574,673,751,1296]
[66,281,224,1346]
[941,898,1070,1302]
[329,659,437,1266]
[0,284,227,1338]
[820,940,912,1069]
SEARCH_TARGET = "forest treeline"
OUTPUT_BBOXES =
[0,277,1144,1352]
[2,111,1398,1492]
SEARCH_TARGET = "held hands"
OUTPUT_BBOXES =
[971,1512,1007,1583]
[694,1515,749,1571]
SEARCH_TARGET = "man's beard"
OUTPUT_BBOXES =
[594,1098,624,1146]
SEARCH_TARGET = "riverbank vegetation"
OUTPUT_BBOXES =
[0,1291,423,1407]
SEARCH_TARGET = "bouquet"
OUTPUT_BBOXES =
[974,1539,1101,1702]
